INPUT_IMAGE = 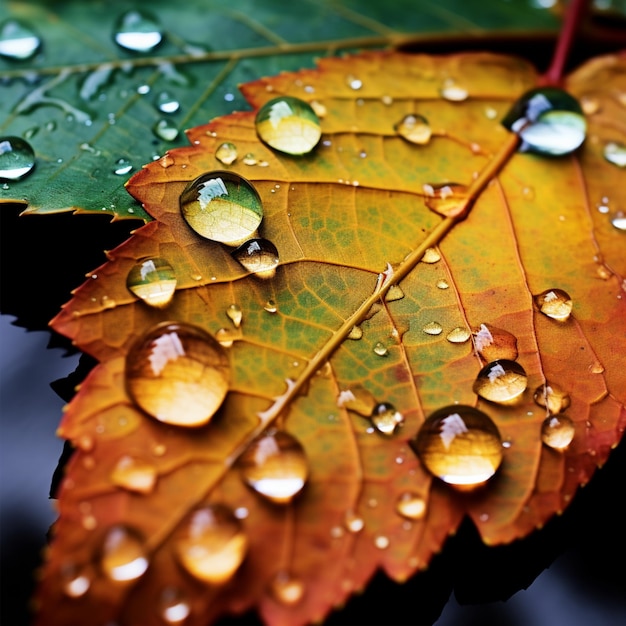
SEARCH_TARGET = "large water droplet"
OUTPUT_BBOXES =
[541,414,575,450]
[255,96,321,155]
[155,91,180,114]
[0,137,35,180]
[125,321,230,427]
[160,587,191,625]
[180,171,263,246]
[111,455,157,494]
[0,19,41,60]
[422,183,468,218]
[270,572,305,606]
[153,119,179,142]
[394,114,432,145]
[126,257,177,308]
[113,10,163,52]
[534,288,573,321]
[175,504,247,584]
[502,87,586,155]
[396,492,426,520]
[473,323,519,362]
[239,430,308,504]
[215,142,238,165]
[411,405,503,489]
[231,238,279,278]
[533,383,571,415]
[100,525,148,582]
[370,402,404,435]
[473,359,528,403]
[603,141,626,167]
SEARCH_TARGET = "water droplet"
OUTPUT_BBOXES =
[255,96,321,155]
[446,326,471,343]
[422,321,443,336]
[374,535,390,549]
[385,285,405,302]
[175,504,247,584]
[348,325,363,340]
[100,525,148,581]
[394,114,432,145]
[155,91,180,114]
[611,212,626,231]
[533,383,571,415]
[125,321,230,427]
[111,455,157,494]
[422,183,468,218]
[373,342,388,356]
[541,414,575,450]
[61,564,91,598]
[215,327,239,348]
[113,10,163,52]
[534,288,573,321]
[473,359,528,403]
[346,75,362,90]
[215,142,238,165]
[310,100,327,118]
[580,96,600,115]
[231,238,279,279]
[411,405,503,489]
[436,279,449,289]
[242,153,257,166]
[160,587,190,624]
[589,361,605,374]
[113,157,132,176]
[153,119,179,142]
[180,171,263,246]
[344,511,364,533]
[441,80,468,102]
[271,572,305,605]
[473,323,518,361]
[0,19,41,60]
[264,299,278,313]
[603,141,626,167]
[225,304,243,328]
[370,402,404,435]
[502,87,586,155]
[239,430,308,504]
[484,106,498,120]
[396,492,426,520]
[336,387,376,416]
[419,247,441,263]
[126,257,177,308]
[0,137,35,180]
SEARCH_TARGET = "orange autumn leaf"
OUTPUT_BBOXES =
[36,50,626,626]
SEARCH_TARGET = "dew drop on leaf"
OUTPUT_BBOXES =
[422,183,468,218]
[239,430,308,504]
[534,288,573,320]
[159,587,191,625]
[215,142,238,165]
[422,321,443,336]
[111,455,157,494]
[155,91,180,114]
[473,323,519,362]
[264,299,278,313]
[0,19,41,60]
[125,321,230,427]
[344,511,365,533]
[370,402,404,435]
[346,75,362,90]
[473,359,528,403]
[226,304,243,328]
[385,284,405,302]
[99,525,149,582]
[113,10,163,52]
[446,326,471,343]
[61,564,91,598]
[270,572,305,606]
[373,341,388,356]
[113,157,133,176]
[336,386,376,416]
[175,504,247,584]
[411,405,503,489]
[153,119,179,142]
[180,171,263,246]
[255,96,321,155]
[533,382,571,415]
[347,325,363,340]
[126,257,177,308]
[242,153,258,166]
[396,492,427,520]
[541,414,575,450]
[374,535,390,549]
[603,141,626,167]
[611,212,626,231]
[394,114,432,145]
[436,279,449,289]
[440,80,468,102]
[502,87,586,155]
[0,137,35,180]
[231,238,279,278]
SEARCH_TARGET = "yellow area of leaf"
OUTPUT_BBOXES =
[38,51,626,626]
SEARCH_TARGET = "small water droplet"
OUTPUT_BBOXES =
[242,153,258,166]
[111,455,157,494]
[484,106,498,120]
[153,119,179,142]
[100,525,148,581]
[125,321,230,427]
[473,359,528,403]
[175,504,247,584]
[310,100,327,118]
[61,564,91,598]
[502,87,586,155]
[126,257,177,308]
[385,285,405,302]
[446,326,471,343]
[373,342,388,356]
[533,383,571,415]
[271,572,305,606]
[611,212,626,231]
[264,299,278,313]
[336,387,376,416]
[396,492,426,520]
[180,171,263,246]
[0,137,35,180]
[589,361,605,374]
[374,535,390,549]
[534,288,573,320]
[370,402,404,435]
[215,327,238,348]
[423,183,468,218]
[225,304,243,328]
[113,10,163,52]
[160,587,190,624]
[215,142,238,165]
[422,321,443,336]
[113,157,132,176]
[541,414,575,450]
[441,80,468,102]
[411,405,503,489]
[346,75,362,90]
[436,279,449,289]
[420,247,441,264]
[239,430,308,504]
[580,96,600,115]
[344,511,364,533]
[155,91,180,114]
[0,19,41,60]
[231,238,279,279]
[473,323,519,361]
[348,325,363,340]
[394,114,432,145]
